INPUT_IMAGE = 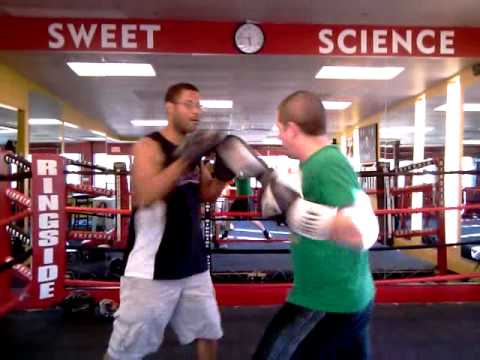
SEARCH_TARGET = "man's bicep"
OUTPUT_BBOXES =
[132,139,163,187]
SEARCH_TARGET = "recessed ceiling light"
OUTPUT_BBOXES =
[315,66,404,80]
[90,130,106,137]
[64,122,79,129]
[29,118,62,125]
[381,126,433,134]
[434,103,480,112]
[0,126,17,134]
[262,138,282,145]
[81,137,107,142]
[0,103,18,111]
[200,100,233,109]
[322,101,352,110]
[131,119,168,127]
[67,62,156,77]
[463,140,480,145]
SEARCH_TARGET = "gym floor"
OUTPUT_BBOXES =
[2,303,480,359]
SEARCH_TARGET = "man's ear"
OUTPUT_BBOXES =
[165,102,174,113]
[287,121,301,137]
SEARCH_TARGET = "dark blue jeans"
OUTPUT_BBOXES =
[252,301,373,360]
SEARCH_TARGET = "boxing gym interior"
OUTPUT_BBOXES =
[2,1,480,359]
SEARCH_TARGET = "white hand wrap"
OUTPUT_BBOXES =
[286,198,338,241]
[260,173,378,248]
[339,190,379,250]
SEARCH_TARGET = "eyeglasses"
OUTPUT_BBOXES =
[173,101,204,111]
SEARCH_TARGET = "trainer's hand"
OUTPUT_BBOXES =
[173,130,226,167]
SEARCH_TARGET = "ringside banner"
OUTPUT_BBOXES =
[29,154,66,308]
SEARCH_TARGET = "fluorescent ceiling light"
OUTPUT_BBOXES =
[434,103,480,112]
[67,62,156,77]
[29,118,62,125]
[463,140,480,145]
[90,130,106,137]
[200,100,233,109]
[107,137,121,142]
[64,121,79,129]
[0,126,17,134]
[82,137,106,142]
[381,126,433,134]
[322,101,352,110]
[262,138,282,145]
[315,66,404,80]
[58,136,74,141]
[131,119,168,127]
[463,103,480,111]
[0,103,18,111]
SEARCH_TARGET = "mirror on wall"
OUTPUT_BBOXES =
[379,103,415,169]
[425,93,446,152]
[0,106,17,151]
[28,91,62,152]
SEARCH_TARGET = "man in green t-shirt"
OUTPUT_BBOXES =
[253,91,378,359]
[221,176,272,240]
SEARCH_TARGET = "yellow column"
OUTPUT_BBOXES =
[16,109,29,155]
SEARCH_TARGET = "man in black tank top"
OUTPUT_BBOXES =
[106,83,232,360]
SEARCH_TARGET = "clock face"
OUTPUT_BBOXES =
[234,23,265,54]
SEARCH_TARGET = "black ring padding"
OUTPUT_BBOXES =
[3,153,31,170]
[0,249,32,273]
[209,217,268,221]
[357,169,480,177]
[210,248,290,254]
[370,240,480,251]
[0,171,32,181]
[69,213,115,219]
[208,240,480,254]
[64,158,109,171]
[6,224,31,244]
[64,170,130,176]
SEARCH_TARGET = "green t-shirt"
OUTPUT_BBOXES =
[235,177,252,196]
[287,145,375,313]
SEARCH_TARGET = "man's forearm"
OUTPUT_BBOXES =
[134,158,189,207]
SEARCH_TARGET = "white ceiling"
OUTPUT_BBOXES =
[1,0,480,144]
[2,0,480,26]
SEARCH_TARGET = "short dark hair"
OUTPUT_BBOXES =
[278,90,326,135]
[164,83,199,103]
[5,140,15,152]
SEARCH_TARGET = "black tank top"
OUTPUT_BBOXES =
[126,132,207,279]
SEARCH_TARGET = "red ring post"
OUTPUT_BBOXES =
[0,151,13,309]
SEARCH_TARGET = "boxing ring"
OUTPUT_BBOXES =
[1,152,480,318]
